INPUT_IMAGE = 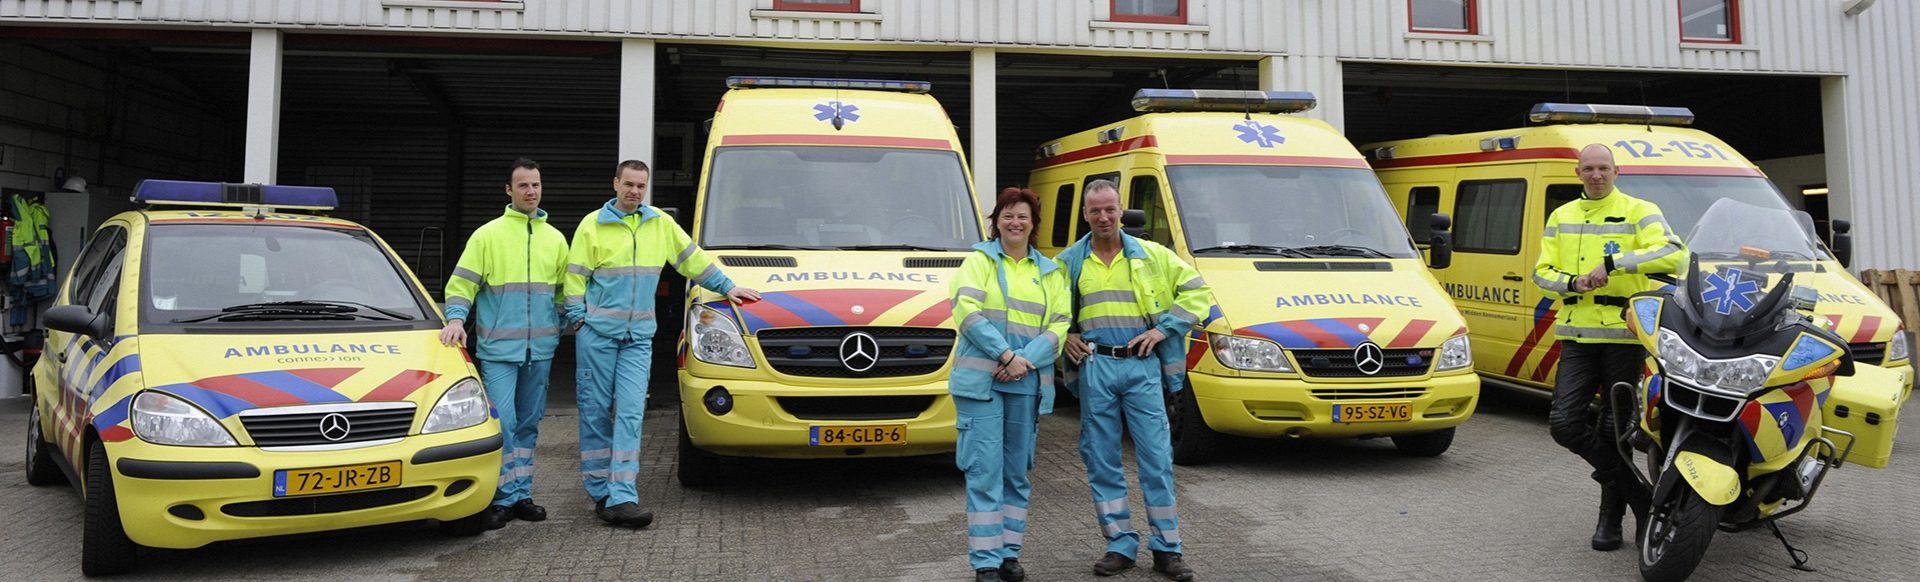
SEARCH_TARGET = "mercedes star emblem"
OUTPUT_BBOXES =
[1353,342,1386,376]
[318,412,353,442]
[839,331,880,372]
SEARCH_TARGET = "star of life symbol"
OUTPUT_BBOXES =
[1701,268,1761,315]
[1603,240,1621,255]
[814,101,860,124]
[1233,120,1285,148]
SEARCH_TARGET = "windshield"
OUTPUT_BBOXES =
[1167,165,1418,258]
[1616,175,1829,259]
[142,224,434,326]
[699,146,980,250]
[1687,198,1822,262]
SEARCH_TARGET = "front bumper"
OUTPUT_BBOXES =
[678,370,956,459]
[1190,370,1480,438]
[107,422,501,549]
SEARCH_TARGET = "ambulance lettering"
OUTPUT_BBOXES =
[1442,282,1525,306]
[765,271,940,284]
[225,343,403,358]
[1819,292,1868,306]
[1275,293,1422,308]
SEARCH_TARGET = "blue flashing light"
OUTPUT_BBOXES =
[132,180,338,210]
[1633,297,1662,334]
[726,76,932,94]
[1528,103,1696,126]
[1131,89,1317,113]
[1781,335,1840,371]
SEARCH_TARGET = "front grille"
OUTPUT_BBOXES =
[1849,342,1886,366]
[758,327,956,378]
[1664,380,1745,422]
[720,255,798,268]
[221,486,433,517]
[903,257,964,268]
[1310,387,1429,401]
[1293,347,1433,378]
[777,395,938,420]
[239,404,416,448]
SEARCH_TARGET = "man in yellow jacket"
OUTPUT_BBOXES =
[1534,144,1683,551]
[565,160,758,528]
[440,158,570,530]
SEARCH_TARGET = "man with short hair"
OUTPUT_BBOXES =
[1058,180,1210,581]
[441,157,570,530]
[565,159,760,528]
[1534,144,1683,551]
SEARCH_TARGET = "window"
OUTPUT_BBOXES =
[66,226,127,306]
[1543,184,1585,226]
[1405,186,1441,243]
[1111,0,1186,24]
[1128,175,1173,247]
[1051,184,1077,247]
[1679,0,1739,43]
[1409,0,1476,34]
[699,147,979,250]
[1453,180,1526,254]
[773,0,859,13]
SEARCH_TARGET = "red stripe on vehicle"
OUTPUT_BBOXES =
[903,301,953,327]
[193,374,305,407]
[1033,136,1159,169]
[99,425,134,442]
[1278,320,1346,348]
[287,368,360,389]
[148,218,361,229]
[1369,147,1582,169]
[1164,154,1370,168]
[737,300,813,330]
[1389,319,1436,348]
[1616,165,1764,177]
[363,370,442,402]
[721,134,952,150]
[1851,315,1882,344]
[777,289,923,327]
[1531,340,1564,383]
[1506,310,1559,378]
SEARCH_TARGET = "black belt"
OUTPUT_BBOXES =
[1564,295,1628,308]
[1090,343,1153,359]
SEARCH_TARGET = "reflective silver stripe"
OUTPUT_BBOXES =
[692,264,722,286]
[962,311,1006,332]
[587,306,656,321]
[485,282,559,294]
[451,267,482,283]
[476,326,563,340]
[1637,214,1670,231]
[1002,505,1028,521]
[969,535,1002,550]
[508,466,535,479]
[1534,273,1571,294]
[957,287,988,302]
[673,245,697,269]
[567,264,593,277]
[1559,223,1636,235]
[1146,505,1177,521]
[1101,518,1133,538]
[1095,497,1127,516]
[954,355,1001,373]
[967,511,1003,526]
[613,449,641,464]
[1179,276,1206,291]
[596,265,663,277]
[1169,304,1200,324]
[565,295,586,305]
[1163,362,1186,376]
[608,470,639,482]
[1006,321,1045,338]
[1081,315,1151,331]
[580,469,609,478]
[1030,331,1059,355]
[446,296,472,308]
[1555,324,1636,340]
[1039,374,1055,388]
[1153,526,1182,544]
[1049,313,1072,325]
[513,447,536,459]
[1083,290,1138,306]
[1542,225,1558,237]
[1620,244,1680,273]
[1003,529,1025,545]
[580,448,611,461]
[1005,296,1047,316]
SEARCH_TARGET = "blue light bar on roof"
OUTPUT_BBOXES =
[1131,89,1317,113]
[725,76,932,94]
[132,180,338,210]
[1529,103,1696,126]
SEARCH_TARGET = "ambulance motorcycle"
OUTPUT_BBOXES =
[1612,199,1868,581]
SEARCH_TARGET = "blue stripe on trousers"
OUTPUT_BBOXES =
[479,358,552,507]
[955,391,1038,570]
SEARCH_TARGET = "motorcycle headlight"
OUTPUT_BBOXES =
[689,304,755,368]
[1210,333,1293,372]
[1888,330,1910,364]
[1437,334,1473,371]
[131,391,236,447]
[423,377,490,434]
[1656,329,1779,394]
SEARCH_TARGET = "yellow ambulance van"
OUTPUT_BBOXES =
[675,77,981,485]
[1030,89,1479,463]
[1366,103,1908,466]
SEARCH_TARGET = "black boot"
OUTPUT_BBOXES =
[1591,487,1625,551]
[998,558,1025,582]
[973,568,1001,582]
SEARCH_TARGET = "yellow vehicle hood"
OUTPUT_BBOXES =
[1800,264,1904,344]
[701,251,963,334]
[1196,258,1465,349]
[135,330,472,419]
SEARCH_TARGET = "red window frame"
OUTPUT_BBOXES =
[772,0,860,13]
[1678,0,1741,44]
[1109,0,1187,25]
[1406,0,1478,35]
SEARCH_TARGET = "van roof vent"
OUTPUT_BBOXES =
[1253,261,1391,272]
[719,256,798,268]
[903,257,964,268]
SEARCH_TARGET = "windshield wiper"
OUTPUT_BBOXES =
[836,244,957,252]
[1191,244,1312,258]
[704,244,825,250]
[1288,244,1393,258]
[170,300,405,323]
[289,300,416,320]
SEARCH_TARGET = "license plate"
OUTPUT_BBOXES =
[273,461,401,497]
[1333,402,1413,423]
[809,424,907,446]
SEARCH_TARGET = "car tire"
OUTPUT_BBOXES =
[26,396,66,486]
[1167,386,1217,466]
[438,510,489,537]
[676,413,724,488]
[1390,427,1456,457]
[82,440,139,576]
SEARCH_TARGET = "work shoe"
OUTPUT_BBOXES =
[513,499,548,522]
[1152,551,1195,581]
[1093,551,1136,576]
[998,558,1025,582]
[481,504,514,530]
[973,567,1001,582]
[1592,487,1625,551]
[601,502,655,529]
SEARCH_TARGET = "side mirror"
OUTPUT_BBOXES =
[1122,209,1148,238]
[1831,219,1853,268]
[45,305,110,340]
[1426,212,1454,270]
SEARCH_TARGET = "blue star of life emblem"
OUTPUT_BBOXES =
[1603,241,1621,255]
[814,101,860,124]
[1701,268,1761,315]
[1233,120,1285,148]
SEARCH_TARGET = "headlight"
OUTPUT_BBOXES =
[423,377,490,434]
[1888,330,1910,363]
[1437,334,1473,371]
[131,391,236,446]
[1210,333,1292,372]
[689,304,755,368]
[1656,329,1779,394]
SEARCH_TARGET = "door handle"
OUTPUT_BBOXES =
[1502,273,1525,282]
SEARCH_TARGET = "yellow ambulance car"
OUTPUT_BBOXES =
[674,77,981,485]
[1029,89,1479,463]
[1365,103,1911,403]
[26,180,501,575]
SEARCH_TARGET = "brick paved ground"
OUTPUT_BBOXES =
[1,370,1915,581]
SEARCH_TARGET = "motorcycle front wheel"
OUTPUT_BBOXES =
[1639,485,1724,582]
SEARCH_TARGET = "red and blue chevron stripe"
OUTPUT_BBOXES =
[735,289,923,333]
